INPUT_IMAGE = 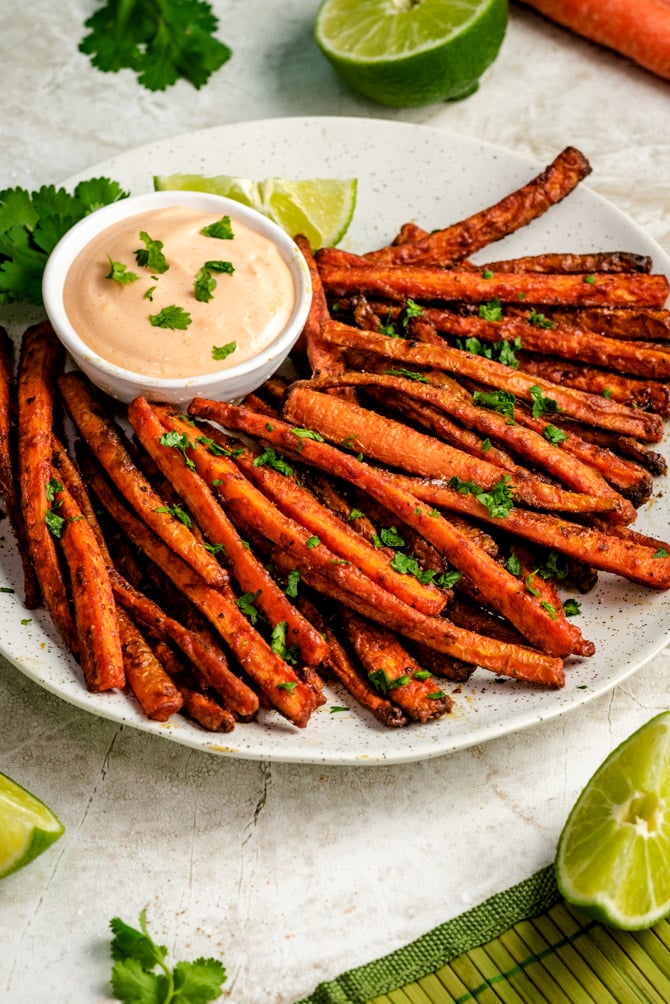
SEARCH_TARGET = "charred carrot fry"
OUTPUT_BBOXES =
[322,321,663,442]
[551,307,670,342]
[480,251,653,274]
[82,457,318,728]
[340,610,454,722]
[389,471,670,590]
[272,547,566,687]
[296,595,409,727]
[283,383,624,519]
[17,323,77,651]
[0,327,40,608]
[189,399,588,659]
[520,0,670,82]
[320,263,670,311]
[53,481,124,692]
[515,354,670,418]
[300,373,635,524]
[116,606,183,721]
[128,397,330,667]
[58,372,227,589]
[363,146,593,266]
[178,686,236,732]
[425,309,670,382]
[108,569,258,720]
[295,234,348,377]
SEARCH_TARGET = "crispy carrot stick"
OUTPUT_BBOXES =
[178,686,236,732]
[301,372,635,523]
[389,471,670,590]
[116,606,183,720]
[295,234,347,377]
[322,321,663,442]
[58,372,227,589]
[283,383,623,520]
[480,251,653,274]
[520,0,670,81]
[339,610,453,722]
[0,327,40,608]
[17,323,77,651]
[128,397,330,667]
[189,399,588,659]
[82,457,318,728]
[551,307,670,342]
[53,481,125,692]
[319,263,670,310]
[363,146,593,266]
[515,354,670,418]
[296,594,409,727]
[425,309,670,382]
[272,547,566,687]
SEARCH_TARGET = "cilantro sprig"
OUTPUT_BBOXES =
[0,178,129,305]
[79,1,232,92]
[109,909,226,1003]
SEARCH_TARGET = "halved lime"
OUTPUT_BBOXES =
[314,0,509,108]
[556,711,670,930]
[0,772,64,879]
[153,173,357,249]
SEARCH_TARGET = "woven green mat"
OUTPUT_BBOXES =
[295,866,670,1004]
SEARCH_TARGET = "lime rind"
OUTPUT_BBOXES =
[314,0,508,107]
[154,174,358,249]
[0,772,64,879]
[556,711,670,930]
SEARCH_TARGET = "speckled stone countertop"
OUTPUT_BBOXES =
[2,4,670,1002]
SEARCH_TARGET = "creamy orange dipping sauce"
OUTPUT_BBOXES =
[63,206,297,379]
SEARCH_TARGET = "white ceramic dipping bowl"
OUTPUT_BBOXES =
[42,190,312,404]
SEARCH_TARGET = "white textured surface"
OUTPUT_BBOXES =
[1,4,670,1003]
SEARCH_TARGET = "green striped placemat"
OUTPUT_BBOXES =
[295,866,670,1004]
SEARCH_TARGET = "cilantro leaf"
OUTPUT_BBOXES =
[79,0,232,92]
[109,911,226,1004]
[149,305,192,330]
[0,179,128,305]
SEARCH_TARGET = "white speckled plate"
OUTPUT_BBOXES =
[3,117,670,765]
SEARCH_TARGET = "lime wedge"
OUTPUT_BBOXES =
[0,772,64,879]
[556,711,670,930]
[314,0,508,107]
[153,173,357,249]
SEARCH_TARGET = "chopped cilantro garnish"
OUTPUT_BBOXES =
[155,503,192,528]
[252,446,294,477]
[106,258,139,284]
[135,231,169,273]
[385,368,430,383]
[201,215,234,240]
[563,598,582,617]
[472,388,516,423]
[448,475,514,519]
[527,308,556,328]
[372,526,405,549]
[543,423,568,445]
[212,341,237,361]
[235,590,261,624]
[367,669,410,695]
[529,385,561,418]
[478,297,503,322]
[149,305,191,329]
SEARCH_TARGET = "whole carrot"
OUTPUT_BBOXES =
[520,0,670,81]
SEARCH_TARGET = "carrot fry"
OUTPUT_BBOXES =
[272,547,566,687]
[190,399,587,660]
[319,263,670,310]
[300,372,635,523]
[178,686,236,732]
[296,595,409,727]
[425,309,670,382]
[480,251,653,274]
[339,610,454,722]
[295,234,347,377]
[17,323,77,651]
[389,472,670,590]
[128,397,330,667]
[116,606,183,720]
[551,307,670,342]
[283,382,624,520]
[53,481,125,692]
[363,146,593,266]
[0,326,40,608]
[322,321,663,441]
[81,456,318,728]
[58,372,227,589]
